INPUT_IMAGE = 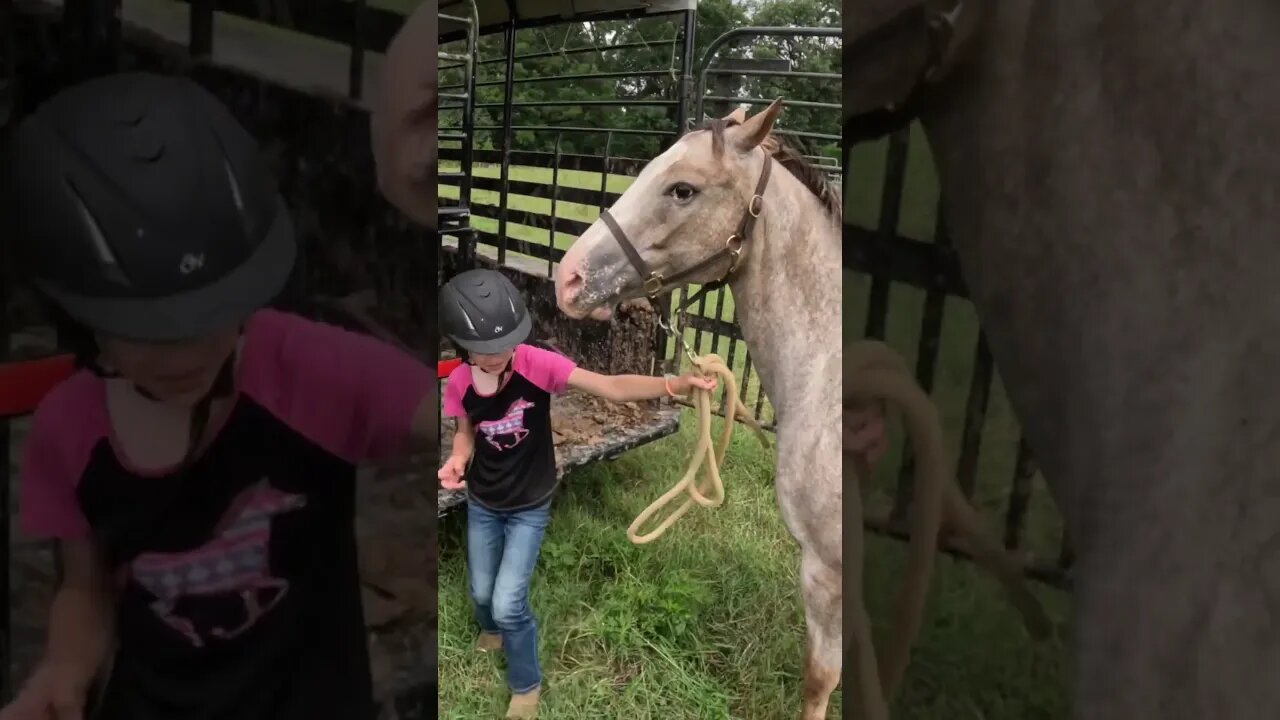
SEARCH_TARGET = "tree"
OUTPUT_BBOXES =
[441,0,840,162]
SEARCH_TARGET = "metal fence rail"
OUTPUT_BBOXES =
[438,18,840,428]
[439,0,479,267]
[184,0,390,102]
[845,129,1073,589]
[652,24,842,426]
[438,9,695,270]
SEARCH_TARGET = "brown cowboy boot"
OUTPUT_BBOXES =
[505,687,540,719]
[475,631,502,652]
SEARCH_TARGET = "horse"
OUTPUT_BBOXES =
[553,101,1044,718]
[848,0,1280,718]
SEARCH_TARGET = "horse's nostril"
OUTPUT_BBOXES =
[563,269,584,296]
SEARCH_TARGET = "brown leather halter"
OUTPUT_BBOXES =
[598,145,773,312]
[845,0,981,144]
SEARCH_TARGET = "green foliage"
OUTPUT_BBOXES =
[591,571,716,647]
[439,0,840,161]
[437,406,1071,718]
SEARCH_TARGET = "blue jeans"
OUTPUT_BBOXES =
[466,498,551,693]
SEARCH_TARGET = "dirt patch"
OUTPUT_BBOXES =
[551,391,655,446]
[354,456,437,710]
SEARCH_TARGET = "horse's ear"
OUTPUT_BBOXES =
[723,106,748,125]
[733,98,784,151]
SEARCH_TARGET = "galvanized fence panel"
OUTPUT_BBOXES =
[845,127,1073,589]
[183,0,393,102]
[653,25,843,430]
[437,8,697,397]
[438,10,694,271]
[439,0,479,268]
[439,21,841,430]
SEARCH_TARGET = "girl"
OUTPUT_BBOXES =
[437,268,715,719]
[1,72,435,720]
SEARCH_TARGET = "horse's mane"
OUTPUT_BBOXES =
[702,118,842,223]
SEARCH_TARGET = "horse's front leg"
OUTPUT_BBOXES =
[843,455,889,720]
[777,442,849,720]
[799,547,845,720]
[150,598,204,648]
[212,578,290,640]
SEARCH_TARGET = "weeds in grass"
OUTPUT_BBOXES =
[438,409,1070,719]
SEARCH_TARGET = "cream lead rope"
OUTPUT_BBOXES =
[627,353,770,545]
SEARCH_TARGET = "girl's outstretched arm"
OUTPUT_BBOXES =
[447,416,475,464]
[566,368,716,403]
[2,538,115,719]
[46,538,115,673]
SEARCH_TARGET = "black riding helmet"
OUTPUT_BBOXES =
[440,268,532,354]
[2,72,296,342]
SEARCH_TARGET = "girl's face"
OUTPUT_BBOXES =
[97,327,240,405]
[470,348,515,375]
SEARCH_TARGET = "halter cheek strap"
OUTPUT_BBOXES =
[601,148,773,309]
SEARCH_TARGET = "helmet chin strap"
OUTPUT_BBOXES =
[88,328,244,568]
[468,353,515,387]
[89,327,242,473]
[123,355,237,403]
[89,328,241,404]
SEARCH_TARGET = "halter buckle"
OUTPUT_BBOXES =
[748,194,764,218]
[723,235,744,277]
[643,274,665,297]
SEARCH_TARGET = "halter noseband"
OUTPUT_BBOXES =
[599,146,773,309]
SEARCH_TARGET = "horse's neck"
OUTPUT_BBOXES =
[729,171,841,420]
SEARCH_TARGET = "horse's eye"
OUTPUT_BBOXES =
[666,182,698,202]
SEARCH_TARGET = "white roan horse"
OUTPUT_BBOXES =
[554,103,1044,718]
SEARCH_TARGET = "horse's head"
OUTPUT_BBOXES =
[555,100,785,320]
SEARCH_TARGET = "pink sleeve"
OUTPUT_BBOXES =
[241,310,434,463]
[19,375,100,540]
[515,344,577,395]
[443,365,471,418]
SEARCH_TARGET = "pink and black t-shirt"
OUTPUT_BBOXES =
[20,309,432,720]
[443,344,576,511]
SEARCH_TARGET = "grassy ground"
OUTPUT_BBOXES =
[438,125,1072,718]
[437,410,1070,719]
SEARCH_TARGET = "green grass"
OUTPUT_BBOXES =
[438,125,1073,717]
[438,409,1070,719]
[440,162,635,256]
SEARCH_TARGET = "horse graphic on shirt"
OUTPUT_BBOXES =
[477,398,536,450]
[129,479,306,648]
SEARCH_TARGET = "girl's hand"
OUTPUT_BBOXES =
[671,373,718,396]
[0,660,92,720]
[844,401,888,465]
[438,455,468,490]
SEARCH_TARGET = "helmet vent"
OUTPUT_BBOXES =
[222,158,245,213]
[66,179,130,286]
[455,301,477,333]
